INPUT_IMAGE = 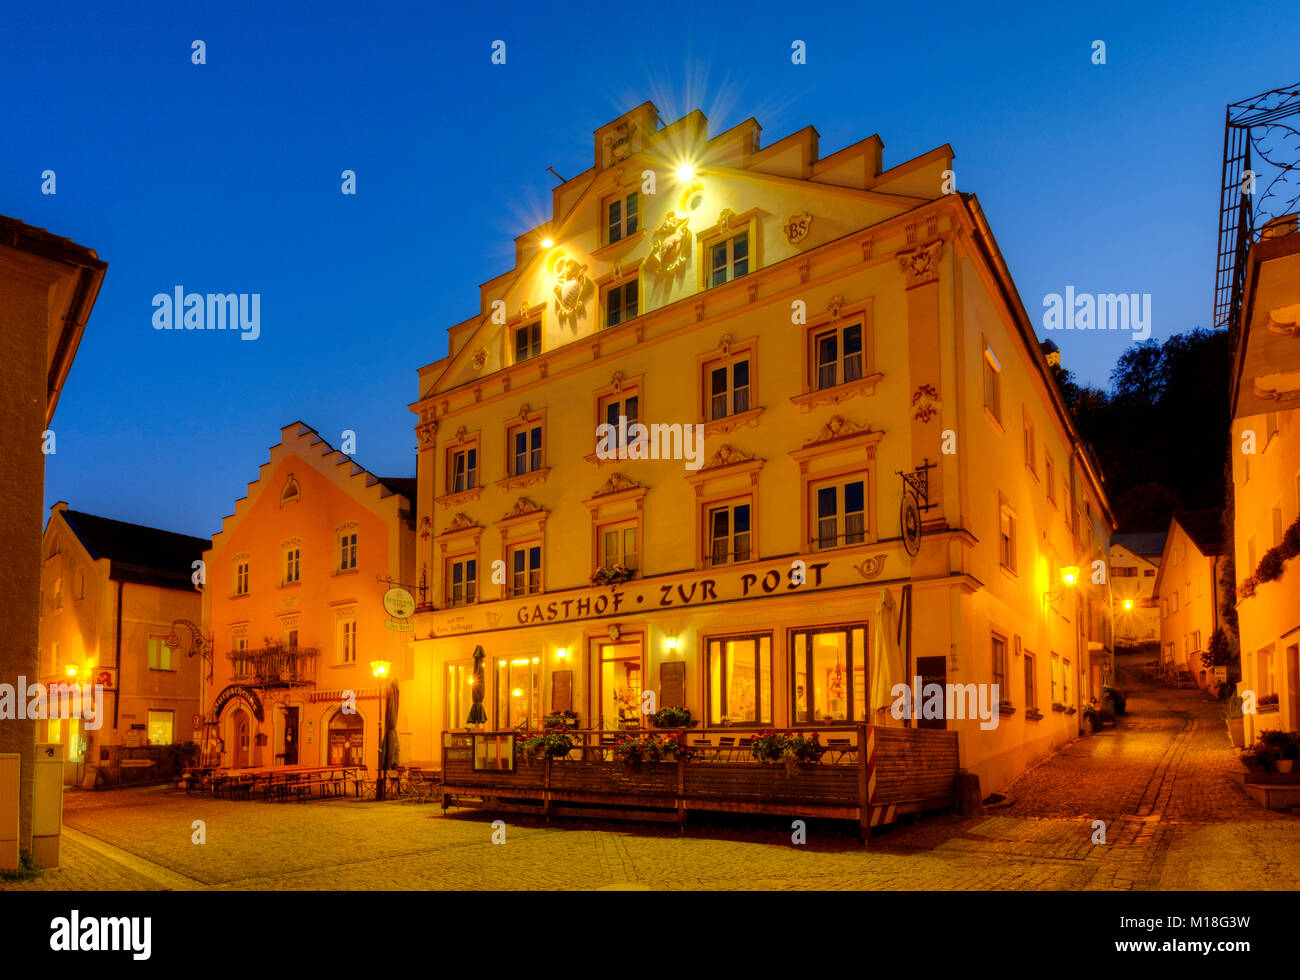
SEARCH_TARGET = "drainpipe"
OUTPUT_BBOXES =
[113,579,123,731]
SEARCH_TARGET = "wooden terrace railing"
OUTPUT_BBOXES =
[440,724,960,841]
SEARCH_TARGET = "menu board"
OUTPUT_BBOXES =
[660,662,686,708]
[552,670,573,713]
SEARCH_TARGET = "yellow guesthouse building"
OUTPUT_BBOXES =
[406,104,1115,795]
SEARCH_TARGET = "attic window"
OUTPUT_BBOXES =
[281,474,302,507]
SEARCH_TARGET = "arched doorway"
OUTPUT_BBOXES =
[326,709,365,766]
[230,709,250,769]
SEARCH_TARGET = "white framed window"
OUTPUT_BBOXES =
[337,618,357,665]
[597,522,639,573]
[282,545,301,585]
[705,500,752,567]
[447,557,478,606]
[983,345,1002,424]
[338,529,358,572]
[708,231,749,288]
[1023,410,1036,474]
[604,278,638,327]
[513,321,541,363]
[449,446,477,493]
[148,635,174,671]
[812,478,867,550]
[233,559,250,596]
[607,192,638,244]
[811,322,864,391]
[510,424,543,476]
[998,501,1017,572]
[508,544,542,597]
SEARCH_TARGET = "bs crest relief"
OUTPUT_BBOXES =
[784,210,813,246]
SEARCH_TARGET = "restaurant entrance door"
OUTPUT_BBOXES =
[232,709,250,768]
[282,707,299,766]
[592,640,644,730]
[328,709,365,766]
[915,656,946,730]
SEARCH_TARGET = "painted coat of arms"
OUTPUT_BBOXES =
[784,210,813,245]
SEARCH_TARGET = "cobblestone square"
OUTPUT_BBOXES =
[5,664,1296,892]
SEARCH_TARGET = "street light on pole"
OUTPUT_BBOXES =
[370,659,391,800]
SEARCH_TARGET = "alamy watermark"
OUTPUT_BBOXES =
[1041,287,1151,341]
[595,416,705,470]
[889,677,1001,730]
[0,677,104,730]
[152,287,260,340]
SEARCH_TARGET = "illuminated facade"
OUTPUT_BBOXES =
[37,504,207,781]
[1109,536,1162,649]
[201,424,418,772]
[0,216,105,860]
[1152,511,1225,688]
[1229,217,1300,742]
[407,104,1115,794]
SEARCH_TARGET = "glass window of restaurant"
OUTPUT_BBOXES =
[495,656,541,730]
[706,634,772,726]
[446,661,474,730]
[594,641,643,730]
[791,625,868,723]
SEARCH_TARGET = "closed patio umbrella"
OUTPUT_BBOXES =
[871,588,904,724]
[383,679,400,769]
[467,645,488,726]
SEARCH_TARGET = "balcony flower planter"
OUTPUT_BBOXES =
[590,564,634,587]
[649,706,698,729]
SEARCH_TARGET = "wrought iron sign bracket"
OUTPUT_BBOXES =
[896,458,938,512]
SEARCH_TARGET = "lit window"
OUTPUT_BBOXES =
[447,557,477,606]
[813,479,867,549]
[148,635,175,671]
[709,231,749,288]
[514,321,541,363]
[791,625,867,723]
[495,657,541,730]
[706,501,751,567]
[605,278,638,327]
[706,634,772,725]
[607,192,638,244]
[147,710,174,746]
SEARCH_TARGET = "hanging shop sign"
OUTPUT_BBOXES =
[383,586,416,632]
[211,684,264,722]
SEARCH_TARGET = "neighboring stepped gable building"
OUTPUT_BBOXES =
[407,103,1115,795]
[1152,511,1226,689]
[1228,215,1300,742]
[38,504,208,783]
[1110,532,1165,650]
[0,216,106,864]
[202,424,418,774]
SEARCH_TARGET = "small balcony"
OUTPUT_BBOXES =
[228,645,319,688]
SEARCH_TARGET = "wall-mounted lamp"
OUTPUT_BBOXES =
[1044,566,1080,603]
[675,164,695,182]
[1122,599,1134,611]
[370,659,391,679]
[663,636,679,654]
[556,647,569,661]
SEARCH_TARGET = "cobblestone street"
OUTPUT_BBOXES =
[5,662,1296,891]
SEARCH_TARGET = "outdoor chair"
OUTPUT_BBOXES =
[716,736,736,761]
[737,737,754,761]
[826,738,856,764]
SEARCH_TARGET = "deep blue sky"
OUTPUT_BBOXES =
[6,0,1297,538]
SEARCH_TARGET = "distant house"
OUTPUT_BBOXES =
[39,503,209,784]
[1152,510,1227,688]
[1110,532,1165,651]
